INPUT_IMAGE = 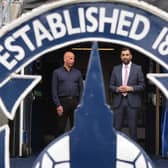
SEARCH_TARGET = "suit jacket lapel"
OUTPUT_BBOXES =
[127,64,134,84]
[119,65,122,85]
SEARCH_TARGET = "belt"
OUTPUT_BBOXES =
[122,95,128,98]
[59,96,79,100]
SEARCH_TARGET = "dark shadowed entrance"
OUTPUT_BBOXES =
[29,42,158,155]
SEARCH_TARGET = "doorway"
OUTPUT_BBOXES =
[29,42,159,154]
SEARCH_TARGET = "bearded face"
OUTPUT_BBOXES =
[120,49,132,65]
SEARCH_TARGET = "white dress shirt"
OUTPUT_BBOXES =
[122,62,132,86]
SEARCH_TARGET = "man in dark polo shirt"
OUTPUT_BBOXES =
[52,51,83,137]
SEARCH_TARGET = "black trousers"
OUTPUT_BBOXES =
[113,96,139,141]
[55,97,79,138]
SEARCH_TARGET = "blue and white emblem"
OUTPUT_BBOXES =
[0,0,168,167]
[33,42,154,168]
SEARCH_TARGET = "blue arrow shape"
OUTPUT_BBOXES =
[81,41,106,105]
[0,125,10,168]
[70,42,116,168]
[0,75,41,120]
[147,73,168,99]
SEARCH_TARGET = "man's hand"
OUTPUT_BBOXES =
[56,105,63,116]
[117,85,133,93]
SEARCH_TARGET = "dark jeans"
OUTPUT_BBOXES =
[55,97,79,138]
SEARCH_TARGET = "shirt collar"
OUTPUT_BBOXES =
[63,66,73,72]
[122,61,132,68]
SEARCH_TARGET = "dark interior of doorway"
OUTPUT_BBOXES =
[30,42,158,155]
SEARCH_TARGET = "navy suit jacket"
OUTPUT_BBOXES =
[109,63,145,108]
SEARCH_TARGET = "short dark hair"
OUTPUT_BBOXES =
[121,47,132,53]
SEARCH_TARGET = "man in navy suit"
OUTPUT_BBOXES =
[109,47,145,140]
